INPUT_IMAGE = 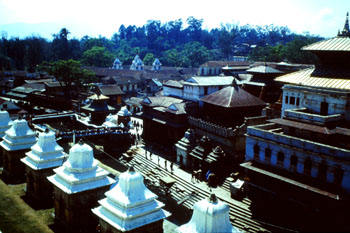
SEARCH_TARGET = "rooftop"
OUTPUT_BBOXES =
[200,86,266,108]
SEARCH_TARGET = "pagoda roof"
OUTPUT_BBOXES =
[200,86,266,108]
[302,37,350,52]
[275,68,350,90]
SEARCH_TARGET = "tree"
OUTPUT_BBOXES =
[143,53,155,66]
[39,59,95,98]
[186,17,203,42]
[51,28,70,60]
[81,46,114,67]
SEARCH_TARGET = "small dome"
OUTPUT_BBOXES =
[117,106,131,117]
[153,58,162,66]
[36,130,59,152]
[113,58,122,65]
[6,119,34,137]
[0,110,11,127]
[108,166,157,205]
[66,141,94,169]
[178,194,241,233]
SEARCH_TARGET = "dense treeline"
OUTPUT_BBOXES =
[0,17,323,71]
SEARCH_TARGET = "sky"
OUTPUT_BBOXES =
[0,0,349,40]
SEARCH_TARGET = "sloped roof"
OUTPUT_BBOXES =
[275,68,350,90]
[98,85,124,96]
[201,86,266,108]
[163,80,184,88]
[185,76,233,86]
[142,96,183,108]
[247,65,283,74]
[201,60,251,67]
[302,37,350,52]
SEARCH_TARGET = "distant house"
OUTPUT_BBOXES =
[141,96,188,150]
[198,60,251,76]
[97,85,124,106]
[147,79,162,93]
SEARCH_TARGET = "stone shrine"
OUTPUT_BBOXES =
[177,193,241,233]
[92,166,170,233]
[48,140,115,232]
[0,118,36,183]
[0,109,12,138]
[21,129,67,207]
[0,109,12,166]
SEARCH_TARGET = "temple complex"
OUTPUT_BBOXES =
[47,140,115,232]
[0,117,36,183]
[177,193,241,233]
[242,14,350,230]
[92,166,170,233]
[21,129,67,207]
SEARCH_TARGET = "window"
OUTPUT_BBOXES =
[204,86,208,95]
[304,157,312,175]
[277,152,285,166]
[290,96,295,105]
[290,155,298,170]
[334,165,344,185]
[265,148,272,163]
[296,97,300,106]
[254,144,260,160]
[318,160,327,181]
[285,95,288,104]
[320,101,328,115]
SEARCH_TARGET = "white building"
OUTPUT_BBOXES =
[112,57,123,70]
[92,166,170,232]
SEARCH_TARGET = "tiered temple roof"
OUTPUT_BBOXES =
[47,140,115,194]
[21,130,67,170]
[0,118,36,151]
[92,167,170,232]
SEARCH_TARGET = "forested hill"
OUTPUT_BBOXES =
[0,17,323,71]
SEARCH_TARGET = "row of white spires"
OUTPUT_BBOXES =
[0,109,240,233]
[112,55,162,71]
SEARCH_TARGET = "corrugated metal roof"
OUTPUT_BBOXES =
[275,68,350,90]
[185,76,233,86]
[200,86,266,108]
[302,37,350,51]
[247,65,283,74]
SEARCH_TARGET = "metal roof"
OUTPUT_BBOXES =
[246,65,283,74]
[275,68,350,90]
[200,86,266,108]
[185,76,233,86]
[98,85,124,96]
[302,37,350,51]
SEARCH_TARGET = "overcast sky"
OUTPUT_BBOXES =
[0,0,349,39]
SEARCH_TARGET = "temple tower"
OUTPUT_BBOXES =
[48,140,115,232]
[130,55,144,71]
[0,118,36,183]
[112,58,123,70]
[21,129,67,207]
[92,166,170,233]
[152,58,162,71]
[177,193,241,233]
